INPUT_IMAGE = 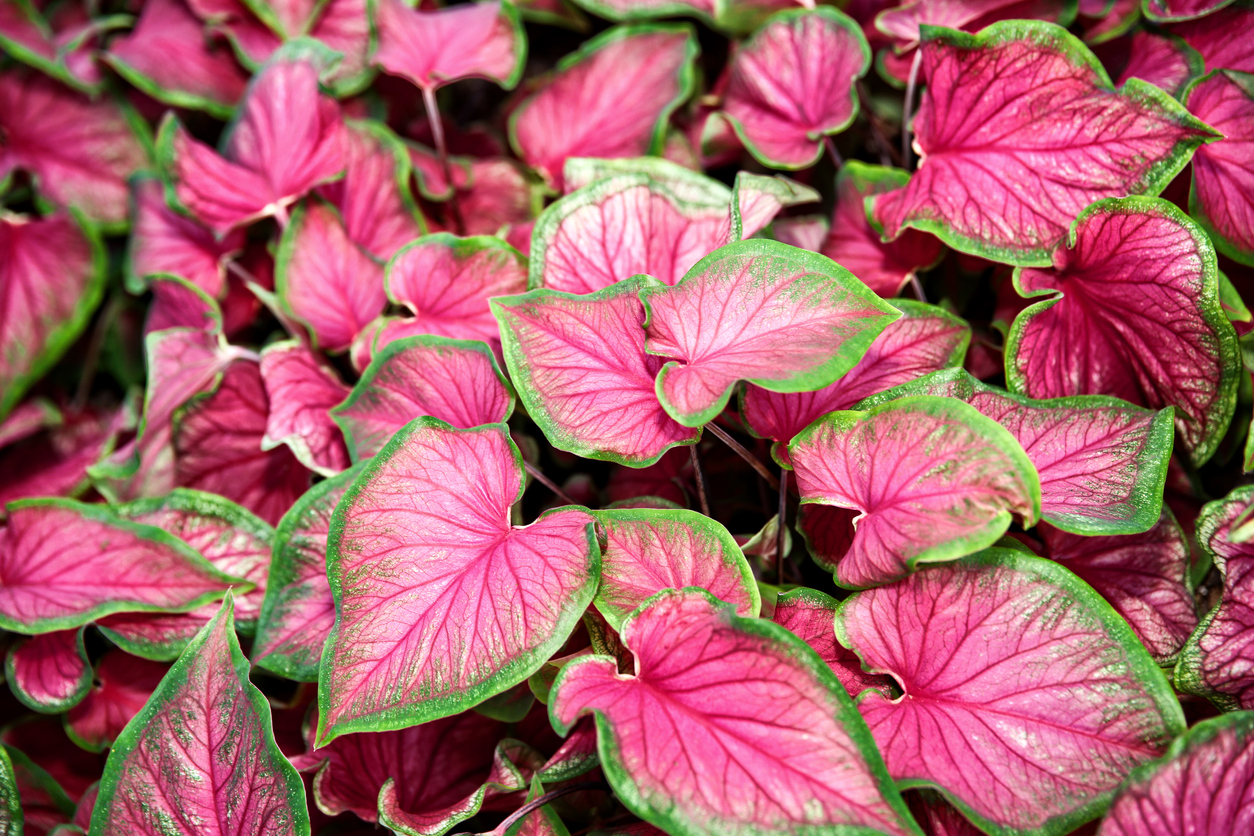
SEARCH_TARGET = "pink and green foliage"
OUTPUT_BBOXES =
[551,588,919,836]
[869,21,1215,264]
[318,419,598,742]
[89,597,310,836]
[1143,0,1235,22]
[5,630,91,714]
[65,651,169,752]
[1186,70,1254,266]
[1115,30,1204,97]
[721,9,870,169]
[259,340,351,476]
[1168,4,1254,72]
[790,396,1040,587]
[837,549,1187,836]
[375,0,525,93]
[770,587,893,697]
[1096,711,1254,836]
[127,177,244,298]
[1005,197,1240,466]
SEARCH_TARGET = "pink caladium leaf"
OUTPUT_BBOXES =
[104,0,250,119]
[157,40,346,236]
[721,9,870,169]
[509,25,698,189]
[385,234,527,345]
[820,162,944,298]
[127,178,245,298]
[1169,5,1254,74]
[1143,0,1235,22]
[0,0,118,93]
[1097,711,1254,836]
[252,465,359,681]
[1114,31,1205,99]
[837,549,1187,836]
[144,276,223,336]
[642,238,901,427]
[186,0,283,65]
[0,498,239,634]
[789,396,1040,588]
[875,0,1075,53]
[740,300,969,465]
[492,276,700,466]
[173,360,312,526]
[316,120,425,262]
[317,419,598,742]
[592,507,759,628]
[868,21,1217,265]
[1186,70,1254,267]
[332,336,515,461]
[770,587,893,698]
[4,629,91,714]
[375,0,526,92]
[64,651,169,752]
[0,71,150,231]
[260,340,351,476]
[1036,513,1197,663]
[89,597,310,836]
[1005,196,1240,466]
[236,0,373,94]
[551,588,918,836]
[0,210,104,420]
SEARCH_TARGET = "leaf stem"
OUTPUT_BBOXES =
[421,84,464,235]
[823,135,843,169]
[777,469,788,584]
[910,272,927,304]
[902,49,923,171]
[689,445,711,517]
[705,424,778,490]
[458,782,609,836]
[524,460,578,506]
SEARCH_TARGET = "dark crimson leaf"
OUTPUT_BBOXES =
[64,651,168,752]
[375,0,525,92]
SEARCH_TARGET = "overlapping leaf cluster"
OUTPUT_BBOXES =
[3,0,1254,834]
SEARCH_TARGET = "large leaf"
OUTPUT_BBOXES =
[721,9,869,169]
[0,499,238,634]
[317,419,598,743]
[493,277,699,466]
[641,238,901,427]
[1096,711,1254,836]
[127,178,244,298]
[4,630,90,714]
[592,508,759,628]
[550,588,919,836]
[1186,69,1254,267]
[789,396,1040,588]
[375,0,525,92]
[770,587,893,698]
[332,336,514,461]
[64,651,168,752]
[508,24,698,189]
[868,21,1216,264]
[740,300,969,464]
[1005,196,1239,466]
[252,466,359,681]
[0,212,104,421]
[837,549,1186,836]
[259,340,351,476]
[89,597,310,836]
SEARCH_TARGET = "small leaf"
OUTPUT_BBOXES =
[789,396,1040,588]
[642,238,901,427]
[260,340,351,476]
[317,419,598,743]
[64,651,168,753]
[5,630,90,714]
[332,336,514,461]
[837,549,1186,836]
[89,597,310,836]
[551,588,918,836]
[375,0,525,92]
[771,587,892,698]
[0,499,239,634]
[1186,69,1254,267]
[592,507,759,629]
[721,9,870,169]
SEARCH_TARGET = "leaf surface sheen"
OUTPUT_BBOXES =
[318,419,598,743]
[5,630,90,714]
[838,550,1187,836]
[64,651,169,752]
[869,21,1216,264]
[375,0,524,92]
[771,587,892,698]
[260,341,351,476]
[1186,70,1254,266]
[550,588,917,836]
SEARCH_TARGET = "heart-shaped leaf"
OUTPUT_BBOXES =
[1096,711,1254,836]
[0,211,104,421]
[260,340,351,476]
[375,0,525,92]
[741,300,969,464]
[837,549,1186,836]
[721,8,870,169]
[65,651,168,752]
[0,499,239,634]
[89,597,310,836]
[770,587,892,698]
[5,630,90,714]
[385,234,527,347]
[127,178,244,298]
[592,508,759,628]
[252,466,359,681]
[317,419,598,743]
[1169,5,1254,74]
[550,588,918,836]
[493,276,700,466]
[642,238,901,427]
[868,21,1216,264]
[789,396,1040,588]
[1186,69,1254,267]
[1005,196,1240,466]
[332,336,514,461]
[509,24,698,189]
